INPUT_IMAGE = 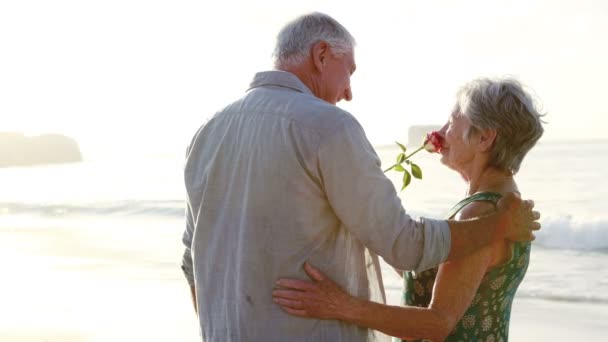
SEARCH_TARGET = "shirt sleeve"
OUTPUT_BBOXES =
[317,117,451,272]
[181,201,195,286]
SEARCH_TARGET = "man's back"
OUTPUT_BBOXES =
[183,71,385,341]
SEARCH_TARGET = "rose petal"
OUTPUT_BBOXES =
[423,131,443,153]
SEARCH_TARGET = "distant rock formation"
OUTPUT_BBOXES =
[408,125,442,146]
[0,132,82,167]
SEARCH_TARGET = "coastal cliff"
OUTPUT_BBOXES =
[0,132,83,167]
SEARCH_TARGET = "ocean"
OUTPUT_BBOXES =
[1,139,607,309]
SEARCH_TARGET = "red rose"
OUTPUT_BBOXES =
[385,131,443,191]
[423,131,443,153]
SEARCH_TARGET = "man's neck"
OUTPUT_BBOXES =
[278,63,320,99]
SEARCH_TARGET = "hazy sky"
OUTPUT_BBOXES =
[1,0,606,157]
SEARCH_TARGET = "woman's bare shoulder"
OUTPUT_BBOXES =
[457,193,512,267]
[456,199,497,221]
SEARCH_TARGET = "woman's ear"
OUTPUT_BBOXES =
[311,40,330,72]
[478,128,497,152]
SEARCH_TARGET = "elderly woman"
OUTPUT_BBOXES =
[272,77,545,341]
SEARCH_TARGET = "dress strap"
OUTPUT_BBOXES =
[446,191,503,219]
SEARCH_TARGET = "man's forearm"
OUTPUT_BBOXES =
[446,213,504,261]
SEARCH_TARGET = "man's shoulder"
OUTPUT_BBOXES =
[211,87,362,137]
[287,94,362,135]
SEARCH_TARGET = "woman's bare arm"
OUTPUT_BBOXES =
[274,263,450,341]
[273,201,498,341]
[425,201,497,339]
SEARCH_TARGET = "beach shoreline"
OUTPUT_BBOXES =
[1,221,607,341]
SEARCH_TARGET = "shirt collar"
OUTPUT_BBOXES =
[247,70,313,95]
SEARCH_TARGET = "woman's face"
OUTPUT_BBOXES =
[437,109,478,174]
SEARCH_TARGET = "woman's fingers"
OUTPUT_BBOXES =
[275,262,332,292]
[273,263,346,321]
[276,278,316,291]
[272,289,316,300]
[273,291,320,318]
[304,262,326,282]
[281,306,309,317]
[273,297,305,310]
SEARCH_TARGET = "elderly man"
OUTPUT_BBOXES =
[181,12,540,341]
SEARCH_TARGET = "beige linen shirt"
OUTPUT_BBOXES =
[182,71,451,341]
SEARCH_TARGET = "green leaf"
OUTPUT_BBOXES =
[394,164,405,172]
[395,141,407,153]
[396,153,405,164]
[401,170,412,191]
[411,163,422,179]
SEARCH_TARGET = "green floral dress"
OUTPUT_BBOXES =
[402,192,531,342]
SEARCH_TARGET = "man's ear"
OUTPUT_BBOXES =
[478,128,497,152]
[311,40,330,72]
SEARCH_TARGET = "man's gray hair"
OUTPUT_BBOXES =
[273,12,356,69]
[456,77,546,174]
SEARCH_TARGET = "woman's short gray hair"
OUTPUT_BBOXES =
[273,12,356,69]
[456,77,546,174]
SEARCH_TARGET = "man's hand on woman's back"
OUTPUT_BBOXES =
[496,192,541,242]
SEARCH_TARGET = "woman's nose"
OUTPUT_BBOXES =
[438,123,448,137]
